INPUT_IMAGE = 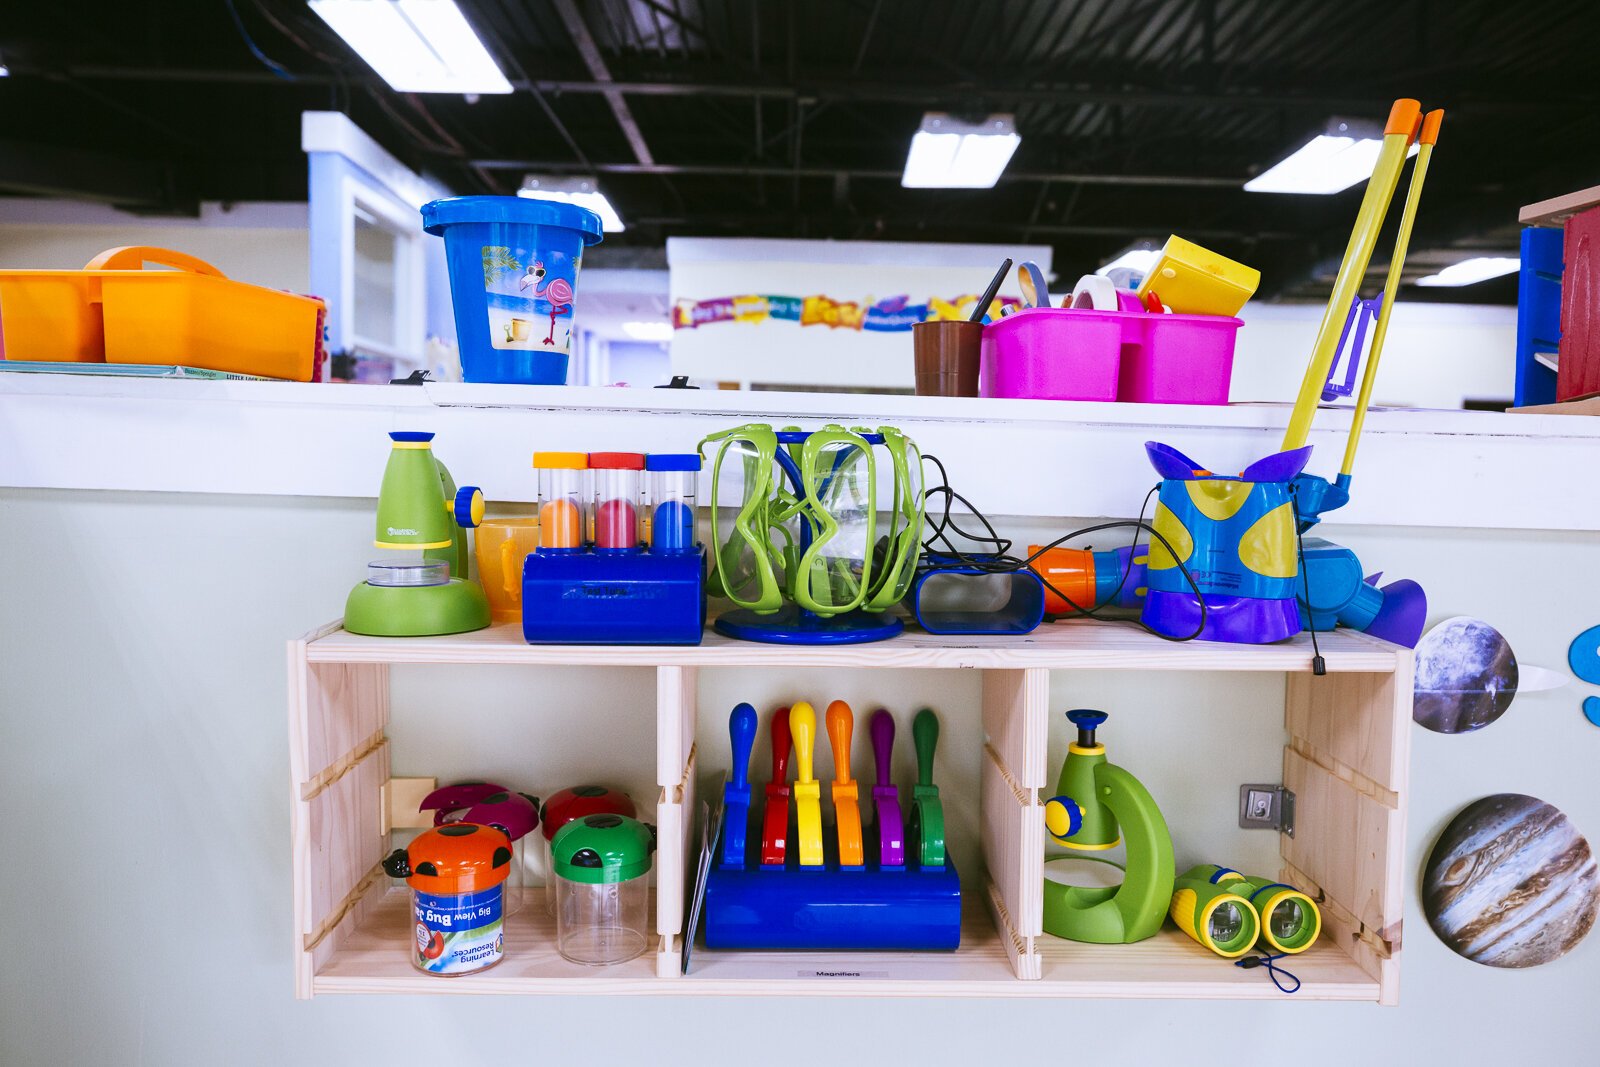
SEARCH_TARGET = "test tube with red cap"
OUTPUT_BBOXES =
[645,453,700,552]
[589,452,644,550]
[533,452,587,550]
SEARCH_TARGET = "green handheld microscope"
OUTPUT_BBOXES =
[344,431,491,637]
[1041,709,1175,944]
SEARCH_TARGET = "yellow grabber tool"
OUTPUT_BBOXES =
[1282,99,1426,453]
[1340,108,1444,477]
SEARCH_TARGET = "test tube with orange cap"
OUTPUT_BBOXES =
[533,452,588,550]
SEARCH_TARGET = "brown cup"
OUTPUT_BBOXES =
[913,320,983,397]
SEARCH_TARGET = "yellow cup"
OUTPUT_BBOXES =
[473,517,540,623]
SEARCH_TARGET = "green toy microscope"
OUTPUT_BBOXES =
[1042,709,1175,943]
[345,431,491,637]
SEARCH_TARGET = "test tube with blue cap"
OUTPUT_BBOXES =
[645,453,700,552]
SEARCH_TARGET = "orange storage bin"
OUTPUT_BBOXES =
[0,246,324,380]
[0,271,106,362]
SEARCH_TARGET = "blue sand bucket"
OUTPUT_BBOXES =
[422,196,603,384]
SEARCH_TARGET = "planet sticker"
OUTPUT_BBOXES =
[1423,793,1599,968]
[1413,617,1520,733]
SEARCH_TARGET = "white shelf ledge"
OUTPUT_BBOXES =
[5,373,1595,530]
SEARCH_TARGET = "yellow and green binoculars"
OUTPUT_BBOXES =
[1170,865,1321,957]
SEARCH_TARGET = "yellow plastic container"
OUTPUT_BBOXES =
[1136,235,1261,317]
[474,517,541,623]
[0,246,324,380]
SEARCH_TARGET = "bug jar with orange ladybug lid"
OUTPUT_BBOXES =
[382,823,513,976]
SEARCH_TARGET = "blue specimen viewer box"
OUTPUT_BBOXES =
[704,827,961,951]
[521,545,706,645]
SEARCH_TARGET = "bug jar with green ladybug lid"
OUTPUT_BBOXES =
[552,813,656,966]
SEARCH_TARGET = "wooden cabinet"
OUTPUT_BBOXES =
[289,621,1409,1002]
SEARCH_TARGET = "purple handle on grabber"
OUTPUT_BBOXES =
[870,709,905,867]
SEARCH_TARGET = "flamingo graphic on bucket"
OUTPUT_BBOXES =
[519,260,574,346]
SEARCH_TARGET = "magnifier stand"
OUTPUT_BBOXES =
[715,603,903,645]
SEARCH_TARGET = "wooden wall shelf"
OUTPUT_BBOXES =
[289,619,1411,1003]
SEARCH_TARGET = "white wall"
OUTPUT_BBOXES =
[1231,302,1517,407]
[0,199,310,293]
[2,485,1597,1064]
[669,237,1053,389]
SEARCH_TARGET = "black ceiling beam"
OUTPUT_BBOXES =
[0,138,170,206]
[52,65,1586,115]
[549,0,653,166]
[631,213,1300,242]
[466,158,1243,189]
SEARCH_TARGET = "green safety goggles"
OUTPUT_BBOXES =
[698,422,924,617]
[857,425,924,612]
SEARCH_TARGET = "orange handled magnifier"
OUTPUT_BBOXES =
[826,700,864,867]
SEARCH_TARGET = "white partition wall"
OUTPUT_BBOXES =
[668,237,1052,389]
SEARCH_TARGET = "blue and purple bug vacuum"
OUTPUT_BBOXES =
[1141,100,1442,648]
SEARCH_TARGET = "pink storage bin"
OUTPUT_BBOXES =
[980,306,1242,405]
[1117,312,1243,405]
[980,307,1123,401]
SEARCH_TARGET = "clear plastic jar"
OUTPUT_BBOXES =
[552,814,654,966]
[540,786,638,916]
[588,452,645,550]
[532,452,588,549]
[645,453,700,553]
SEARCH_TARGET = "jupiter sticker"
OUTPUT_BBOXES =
[1424,793,1599,968]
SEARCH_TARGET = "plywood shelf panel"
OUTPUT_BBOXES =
[1034,927,1379,1001]
[315,888,660,995]
[316,888,1377,1000]
[306,620,1404,673]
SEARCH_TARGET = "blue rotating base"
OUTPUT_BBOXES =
[714,603,903,645]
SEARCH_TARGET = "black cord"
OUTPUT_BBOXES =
[1289,495,1326,676]
[1236,952,1301,993]
[918,454,1208,641]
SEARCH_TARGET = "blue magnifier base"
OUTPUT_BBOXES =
[714,603,903,645]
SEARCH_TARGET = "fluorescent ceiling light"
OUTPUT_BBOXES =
[1245,118,1418,195]
[621,321,673,341]
[519,175,626,233]
[1415,256,1520,287]
[901,113,1021,189]
[308,0,512,95]
[1097,246,1160,277]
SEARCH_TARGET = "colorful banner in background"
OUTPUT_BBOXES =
[673,292,1020,332]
